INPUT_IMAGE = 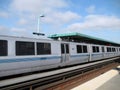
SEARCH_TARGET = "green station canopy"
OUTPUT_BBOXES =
[48,32,120,46]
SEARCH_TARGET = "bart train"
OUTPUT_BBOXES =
[0,35,120,77]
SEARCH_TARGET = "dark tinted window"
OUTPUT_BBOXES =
[110,48,112,52]
[16,41,35,55]
[107,47,109,52]
[66,44,69,54]
[96,47,99,52]
[77,45,87,53]
[107,47,112,52]
[92,46,99,53]
[61,44,69,54]
[83,45,87,53]
[102,47,104,52]
[0,40,7,56]
[37,42,51,55]
[92,46,96,52]
[77,45,82,53]
[61,44,65,54]
[112,48,115,52]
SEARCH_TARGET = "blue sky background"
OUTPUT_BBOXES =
[0,0,120,43]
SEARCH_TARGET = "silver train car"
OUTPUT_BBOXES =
[0,35,120,77]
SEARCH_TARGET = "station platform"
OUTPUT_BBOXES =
[71,66,120,90]
[97,74,120,90]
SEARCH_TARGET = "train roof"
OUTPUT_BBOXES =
[48,32,120,46]
[0,35,53,41]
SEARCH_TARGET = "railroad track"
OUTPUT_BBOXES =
[44,61,119,90]
[0,57,119,90]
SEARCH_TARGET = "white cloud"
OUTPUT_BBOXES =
[0,26,8,31]
[66,15,120,31]
[43,11,81,25]
[18,18,28,25]
[0,12,9,18]
[11,27,27,32]
[0,26,12,35]
[0,26,30,36]
[10,27,32,36]
[10,0,67,14]
[9,0,81,32]
[85,15,120,28]
[86,5,95,14]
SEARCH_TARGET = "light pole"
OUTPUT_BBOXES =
[37,15,44,33]
[33,14,45,36]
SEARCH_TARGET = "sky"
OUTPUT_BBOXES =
[0,0,120,43]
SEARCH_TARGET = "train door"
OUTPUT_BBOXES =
[61,43,69,63]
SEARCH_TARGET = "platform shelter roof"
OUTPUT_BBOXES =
[48,32,120,46]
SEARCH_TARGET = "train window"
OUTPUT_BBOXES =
[92,46,99,53]
[112,48,115,52]
[66,44,69,54]
[109,48,111,52]
[92,46,96,52]
[107,47,112,52]
[83,45,87,53]
[96,47,99,52]
[102,47,104,52]
[77,45,82,53]
[107,47,109,52]
[77,45,88,53]
[37,42,51,55]
[107,47,110,52]
[114,48,116,52]
[0,40,8,56]
[112,48,113,52]
[110,48,112,52]
[16,41,35,55]
[61,44,65,54]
